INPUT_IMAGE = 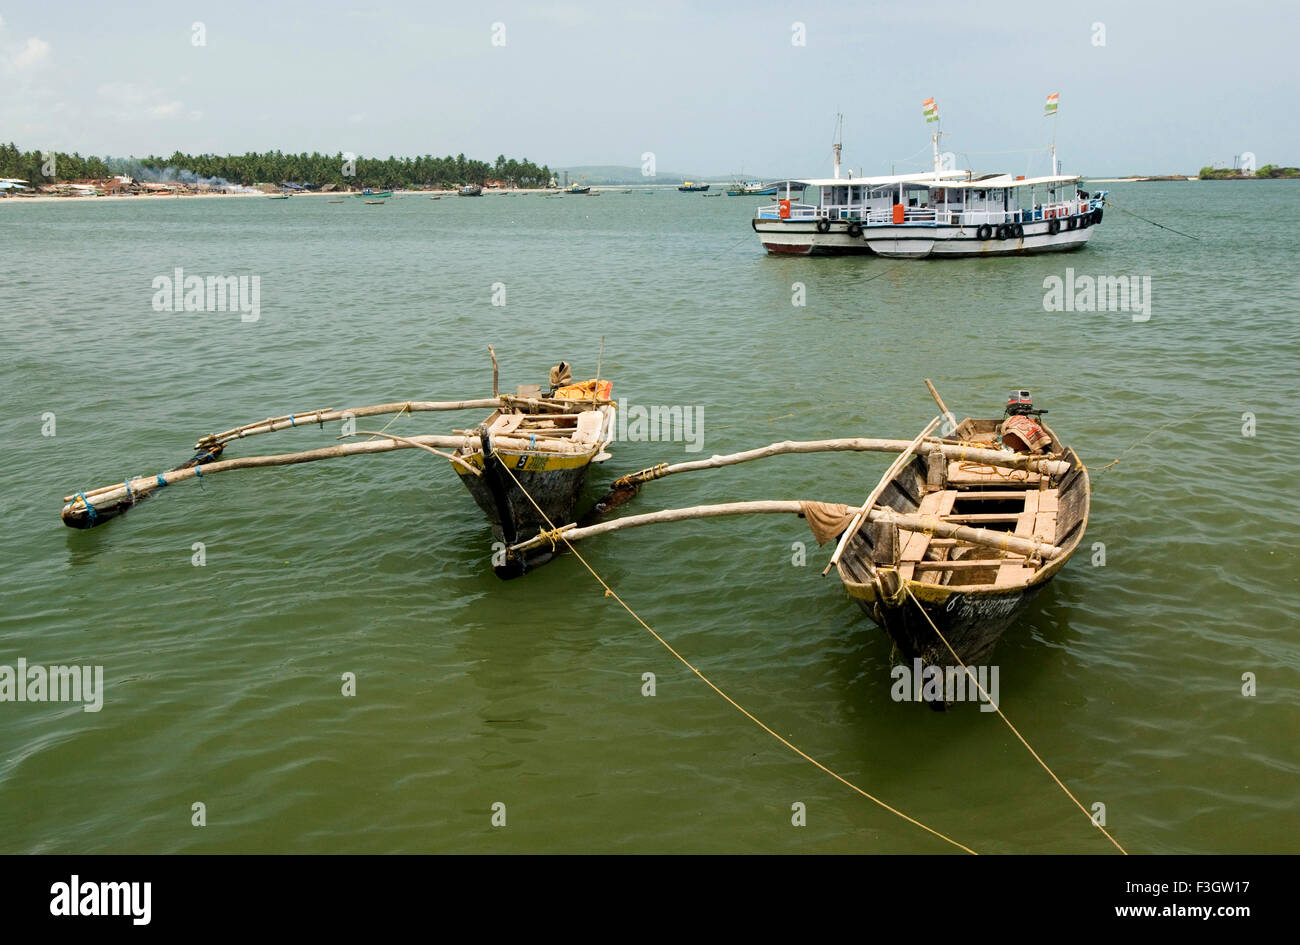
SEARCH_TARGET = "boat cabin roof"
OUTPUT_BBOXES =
[796,170,970,188]
[913,174,1083,190]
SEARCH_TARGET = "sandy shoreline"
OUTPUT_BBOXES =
[0,187,566,205]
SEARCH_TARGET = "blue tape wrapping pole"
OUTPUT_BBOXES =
[77,491,98,523]
[156,474,167,487]
[123,479,133,502]
[289,414,296,427]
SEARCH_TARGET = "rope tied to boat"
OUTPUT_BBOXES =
[613,463,670,489]
[76,492,97,522]
[488,446,978,855]
[365,403,413,442]
[900,584,1129,855]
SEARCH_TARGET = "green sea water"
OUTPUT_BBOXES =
[1,183,1297,854]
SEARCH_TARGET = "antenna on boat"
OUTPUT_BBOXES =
[832,112,843,179]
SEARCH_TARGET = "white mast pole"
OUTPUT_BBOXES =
[832,113,843,180]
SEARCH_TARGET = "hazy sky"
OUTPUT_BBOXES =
[1,0,1294,176]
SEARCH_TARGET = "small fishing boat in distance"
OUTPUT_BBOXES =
[265,193,290,200]
[364,200,385,205]
[727,180,778,196]
[458,184,483,196]
[563,183,592,195]
[678,180,710,192]
[353,189,394,198]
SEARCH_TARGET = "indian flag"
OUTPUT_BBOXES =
[1044,92,1059,116]
[922,97,938,123]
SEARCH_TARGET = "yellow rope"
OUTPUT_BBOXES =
[365,402,413,441]
[901,584,1128,855]
[491,448,978,855]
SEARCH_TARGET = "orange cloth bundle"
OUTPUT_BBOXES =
[554,379,613,401]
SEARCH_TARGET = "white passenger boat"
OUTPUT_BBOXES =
[753,131,1106,258]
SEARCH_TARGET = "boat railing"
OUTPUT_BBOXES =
[755,202,820,219]
[756,197,1094,226]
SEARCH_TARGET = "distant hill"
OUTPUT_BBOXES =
[553,165,780,186]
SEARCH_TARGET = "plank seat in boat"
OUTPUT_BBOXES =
[947,460,1041,488]
[898,487,1061,586]
[898,489,957,580]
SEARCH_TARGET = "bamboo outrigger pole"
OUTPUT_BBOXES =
[193,395,612,452]
[59,429,591,527]
[823,416,942,575]
[506,501,1065,562]
[608,436,1070,493]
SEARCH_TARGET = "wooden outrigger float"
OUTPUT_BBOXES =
[506,381,1088,682]
[59,349,615,578]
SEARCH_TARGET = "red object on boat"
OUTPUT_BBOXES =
[1001,414,1053,453]
[892,203,905,224]
[778,199,791,219]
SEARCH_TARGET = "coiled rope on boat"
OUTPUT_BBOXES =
[490,447,979,855]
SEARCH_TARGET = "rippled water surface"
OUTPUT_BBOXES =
[1,183,1297,853]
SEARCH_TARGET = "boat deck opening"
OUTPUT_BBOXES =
[899,486,1059,588]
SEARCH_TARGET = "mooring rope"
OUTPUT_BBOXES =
[490,448,978,854]
[1101,196,1200,240]
[901,584,1128,854]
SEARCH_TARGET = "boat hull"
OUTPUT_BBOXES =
[754,212,1100,257]
[750,219,873,255]
[844,576,1045,667]
[454,447,596,577]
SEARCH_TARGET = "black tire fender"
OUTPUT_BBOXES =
[976,224,992,241]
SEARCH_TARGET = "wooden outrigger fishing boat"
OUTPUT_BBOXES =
[450,367,614,575]
[58,349,615,578]
[504,381,1088,684]
[829,388,1089,669]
